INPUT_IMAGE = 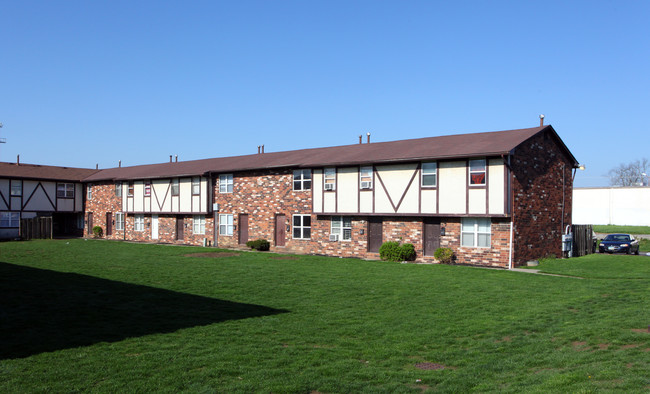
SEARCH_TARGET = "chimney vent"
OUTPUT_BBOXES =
[539,114,545,127]
[261,145,265,154]
[96,163,98,170]
[175,155,178,162]
[359,135,362,144]
[17,155,19,165]
[258,145,261,154]
[366,132,371,144]
[170,155,172,163]
[119,160,121,168]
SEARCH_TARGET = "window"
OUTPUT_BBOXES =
[115,183,122,197]
[331,216,352,241]
[461,218,491,248]
[57,183,74,198]
[293,214,311,239]
[324,168,336,191]
[421,162,437,187]
[10,180,22,196]
[192,177,200,195]
[87,184,92,200]
[469,159,486,185]
[128,182,134,196]
[193,215,206,234]
[171,179,179,196]
[293,169,312,191]
[219,214,233,236]
[360,166,373,189]
[134,214,145,232]
[0,212,19,228]
[144,182,151,196]
[219,174,233,193]
[115,212,125,231]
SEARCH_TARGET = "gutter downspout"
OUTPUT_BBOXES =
[508,220,514,270]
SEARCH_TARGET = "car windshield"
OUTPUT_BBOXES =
[604,234,629,242]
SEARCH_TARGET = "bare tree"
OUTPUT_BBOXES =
[608,158,650,186]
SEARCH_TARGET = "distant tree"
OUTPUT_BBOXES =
[608,158,649,186]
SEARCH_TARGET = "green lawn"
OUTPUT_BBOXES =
[1,240,649,392]
[593,225,650,235]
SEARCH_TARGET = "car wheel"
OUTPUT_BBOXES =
[635,248,639,255]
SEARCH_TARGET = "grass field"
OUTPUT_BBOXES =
[1,240,649,392]
[593,225,650,235]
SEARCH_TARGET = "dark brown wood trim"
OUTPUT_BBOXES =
[485,162,490,213]
[315,211,511,218]
[465,160,469,214]
[0,189,8,209]
[372,166,376,213]
[375,170,397,212]
[124,210,209,215]
[418,167,422,214]
[321,169,325,213]
[334,168,338,213]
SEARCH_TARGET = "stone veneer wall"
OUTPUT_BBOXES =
[511,129,574,265]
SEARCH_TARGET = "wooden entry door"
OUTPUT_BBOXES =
[367,218,383,253]
[275,214,286,246]
[423,218,441,256]
[176,216,184,240]
[106,212,112,236]
[238,214,249,244]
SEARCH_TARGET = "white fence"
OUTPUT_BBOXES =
[573,187,650,226]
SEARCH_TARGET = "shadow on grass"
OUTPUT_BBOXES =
[0,262,287,360]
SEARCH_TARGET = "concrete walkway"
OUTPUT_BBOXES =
[509,268,584,278]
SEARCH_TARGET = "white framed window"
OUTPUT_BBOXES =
[87,184,92,200]
[57,183,74,198]
[469,159,486,186]
[0,212,20,228]
[324,168,336,191]
[115,183,122,197]
[421,162,437,187]
[115,212,125,231]
[171,179,179,196]
[461,218,491,248]
[192,177,201,195]
[134,214,145,232]
[293,214,311,239]
[144,182,151,196]
[193,215,206,234]
[360,166,373,189]
[219,174,233,193]
[10,180,22,196]
[293,169,312,191]
[128,182,134,196]
[219,214,233,236]
[331,216,352,241]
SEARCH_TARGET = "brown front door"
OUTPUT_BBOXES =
[239,214,249,244]
[275,214,286,246]
[176,215,184,240]
[423,218,441,256]
[106,212,112,236]
[367,218,383,253]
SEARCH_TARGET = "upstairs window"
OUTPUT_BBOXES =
[115,183,122,197]
[192,177,201,195]
[469,159,486,185]
[421,162,437,187]
[86,184,92,200]
[324,168,336,191]
[57,183,74,198]
[331,216,352,241]
[293,169,312,191]
[219,174,233,193]
[128,182,134,196]
[360,166,373,190]
[171,179,179,196]
[10,180,22,196]
[144,181,151,196]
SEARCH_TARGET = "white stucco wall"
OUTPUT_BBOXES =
[573,187,650,225]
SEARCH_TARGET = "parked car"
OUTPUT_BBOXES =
[598,234,640,255]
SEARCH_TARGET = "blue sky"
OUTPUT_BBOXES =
[1,1,648,187]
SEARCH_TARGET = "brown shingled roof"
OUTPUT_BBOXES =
[82,125,578,182]
[0,162,99,181]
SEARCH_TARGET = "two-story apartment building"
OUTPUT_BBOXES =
[0,161,98,239]
[79,125,578,267]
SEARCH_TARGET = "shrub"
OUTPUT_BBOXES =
[379,241,416,262]
[433,247,454,264]
[92,225,103,238]
[246,239,270,251]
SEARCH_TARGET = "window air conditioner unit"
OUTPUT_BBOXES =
[361,181,372,189]
[324,183,334,191]
[329,234,339,241]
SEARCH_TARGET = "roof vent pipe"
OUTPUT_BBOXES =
[170,155,172,163]
[261,145,264,154]
[359,135,362,144]
[539,114,545,127]
[119,160,121,168]
[17,155,19,165]
[257,145,260,154]
[96,163,98,170]
[175,155,178,162]
[366,132,371,144]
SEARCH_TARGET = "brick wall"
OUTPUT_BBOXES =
[511,129,574,265]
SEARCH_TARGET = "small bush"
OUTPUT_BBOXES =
[433,247,454,264]
[246,239,270,251]
[92,225,103,238]
[379,241,416,262]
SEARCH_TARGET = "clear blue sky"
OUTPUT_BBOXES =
[1,1,648,187]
